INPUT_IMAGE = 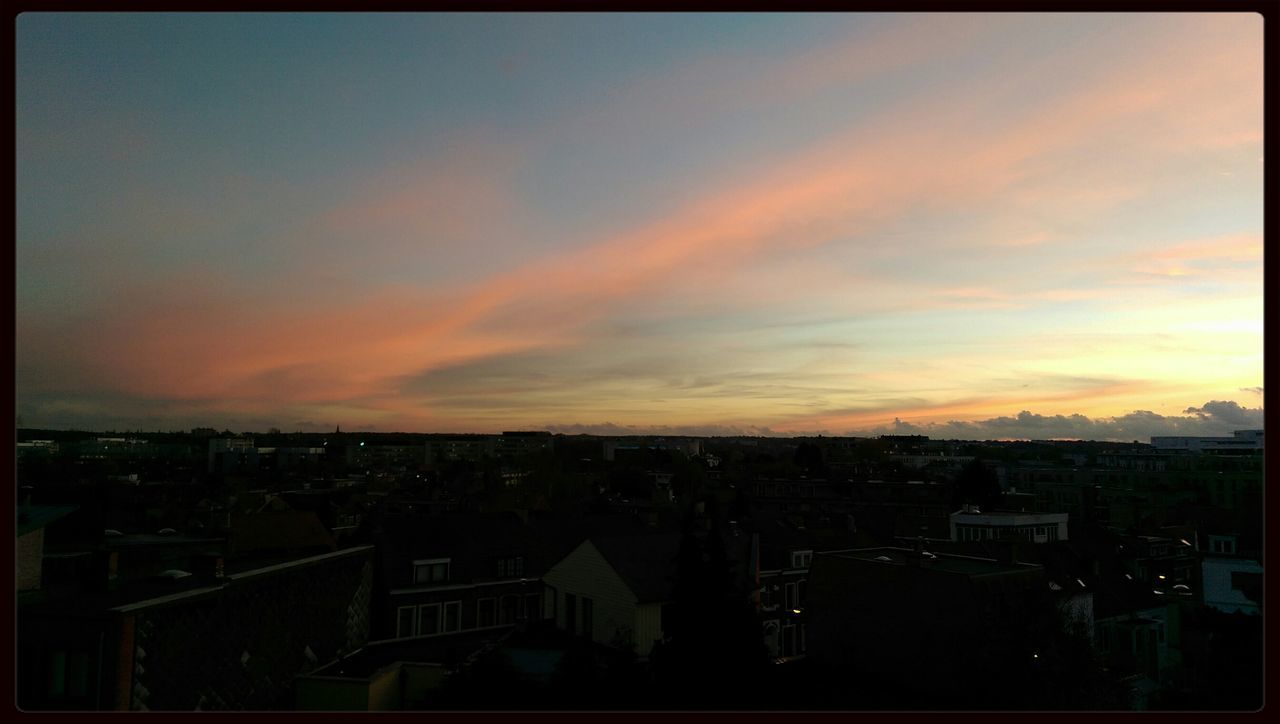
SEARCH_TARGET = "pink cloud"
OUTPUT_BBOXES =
[25,14,1261,428]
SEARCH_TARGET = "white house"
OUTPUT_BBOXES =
[541,533,682,658]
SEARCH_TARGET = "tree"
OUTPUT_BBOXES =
[953,457,1002,509]
[653,518,770,708]
[792,441,827,476]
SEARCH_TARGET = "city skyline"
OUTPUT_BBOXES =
[16,13,1264,439]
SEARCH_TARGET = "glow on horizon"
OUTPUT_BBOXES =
[15,13,1263,440]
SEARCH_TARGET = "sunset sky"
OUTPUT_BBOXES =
[16,13,1264,439]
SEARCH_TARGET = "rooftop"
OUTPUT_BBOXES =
[17,505,78,538]
[820,547,1041,577]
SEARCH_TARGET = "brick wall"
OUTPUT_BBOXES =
[17,529,44,591]
[128,548,373,710]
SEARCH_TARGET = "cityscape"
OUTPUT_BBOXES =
[15,12,1264,712]
[15,427,1265,709]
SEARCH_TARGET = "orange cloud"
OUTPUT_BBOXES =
[773,379,1161,433]
[35,14,1260,429]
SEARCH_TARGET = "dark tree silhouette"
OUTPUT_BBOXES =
[652,519,770,708]
[792,441,827,477]
[953,457,1002,509]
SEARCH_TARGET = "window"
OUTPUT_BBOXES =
[496,556,525,579]
[791,550,813,569]
[782,624,796,657]
[500,595,519,625]
[413,558,450,584]
[799,624,807,655]
[763,620,780,656]
[397,606,416,638]
[47,651,66,697]
[418,603,441,636]
[565,594,578,634]
[444,601,461,633]
[67,652,88,698]
[798,579,807,608]
[477,598,497,628]
[582,597,594,641]
[785,582,799,611]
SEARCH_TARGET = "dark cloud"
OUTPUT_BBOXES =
[547,422,784,437]
[1182,400,1262,428]
[856,400,1263,441]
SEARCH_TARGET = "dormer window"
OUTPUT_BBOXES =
[496,556,524,578]
[413,558,450,584]
[791,550,813,569]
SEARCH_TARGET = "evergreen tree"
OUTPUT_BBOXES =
[653,516,770,708]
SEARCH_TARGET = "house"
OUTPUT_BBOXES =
[17,546,374,710]
[1199,543,1261,616]
[805,545,1047,705]
[746,511,874,661]
[17,504,78,591]
[365,513,550,642]
[541,532,684,657]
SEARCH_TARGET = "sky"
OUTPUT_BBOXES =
[15,13,1264,440]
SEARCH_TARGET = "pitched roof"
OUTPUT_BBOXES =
[590,532,684,603]
[228,511,336,558]
[16,505,77,538]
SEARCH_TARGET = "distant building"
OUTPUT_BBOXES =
[1150,430,1263,453]
[602,438,702,462]
[424,437,495,464]
[950,506,1069,543]
[208,438,257,474]
[496,431,554,459]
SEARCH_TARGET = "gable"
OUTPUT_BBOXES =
[544,540,639,605]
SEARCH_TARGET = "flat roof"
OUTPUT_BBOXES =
[821,547,1040,577]
[17,505,78,538]
[312,627,514,679]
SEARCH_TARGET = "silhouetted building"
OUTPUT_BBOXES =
[805,546,1044,702]
[17,546,374,710]
[949,506,1069,543]
[1150,430,1263,453]
[17,504,78,591]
